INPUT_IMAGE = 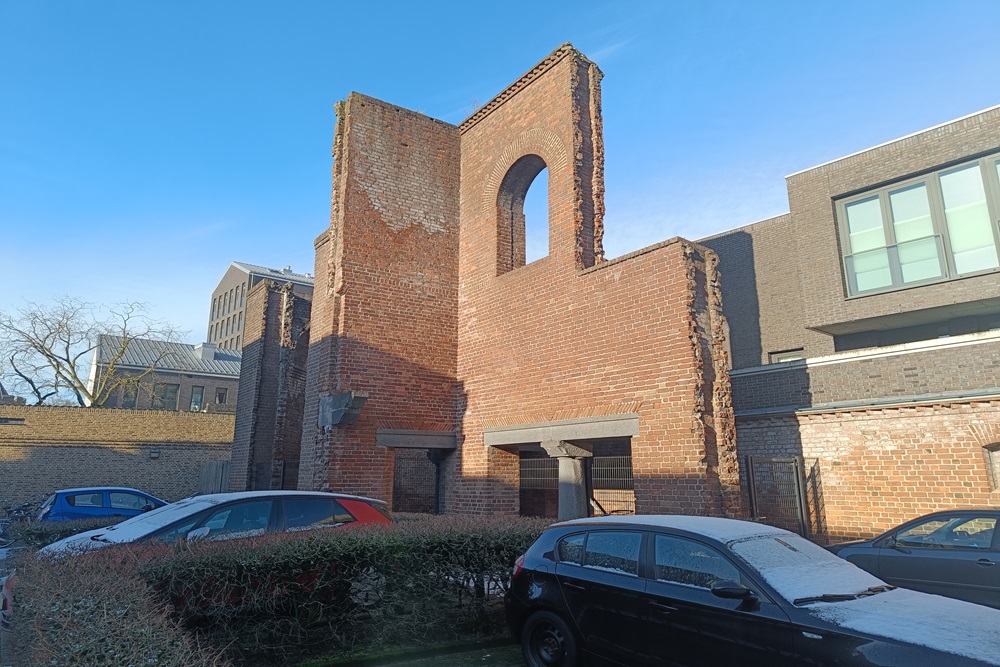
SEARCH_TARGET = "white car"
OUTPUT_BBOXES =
[40,490,392,556]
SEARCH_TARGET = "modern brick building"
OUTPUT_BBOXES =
[702,105,1000,541]
[208,261,314,352]
[294,44,738,520]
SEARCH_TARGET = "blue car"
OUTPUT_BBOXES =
[36,487,167,522]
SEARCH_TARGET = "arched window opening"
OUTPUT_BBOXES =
[496,154,549,275]
[524,167,549,264]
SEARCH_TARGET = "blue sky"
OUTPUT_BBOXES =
[3,1,999,343]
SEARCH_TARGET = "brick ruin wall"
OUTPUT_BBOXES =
[232,281,311,491]
[299,93,461,501]
[451,49,737,517]
[0,405,234,503]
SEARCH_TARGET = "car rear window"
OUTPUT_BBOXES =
[283,498,354,531]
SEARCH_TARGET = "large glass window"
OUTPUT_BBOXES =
[840,154,1000,295]
[897,514,996,551]
[152,383,180,411]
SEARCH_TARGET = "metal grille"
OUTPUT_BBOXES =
[591,455,635,515]
[518,455,636,517]
[519,458,558,489]
[746,456,808,535]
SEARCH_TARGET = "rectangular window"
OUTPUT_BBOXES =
[839,154,1000,296]
[152,383,180,411]
[120,384,138,409]
[190,386,205,412]
[216,387,228,405]
[769,349,805,364]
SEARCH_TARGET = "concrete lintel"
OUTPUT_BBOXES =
[376,429,457,450]
[483,413,639,447]
[541,440,593,458]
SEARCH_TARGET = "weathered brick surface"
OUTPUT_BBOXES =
[737,399,1000,542]
[299,93,462,503]
[0,405,233,503]
[298,44,738,518]
[232,281,311,491]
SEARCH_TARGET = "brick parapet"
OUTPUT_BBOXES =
[731,335,1000,412]
[0,405,234,445]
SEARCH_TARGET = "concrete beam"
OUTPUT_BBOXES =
[376,429,457,449]
[483,413,639,447]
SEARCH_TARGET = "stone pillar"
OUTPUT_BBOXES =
[541,440,593,521]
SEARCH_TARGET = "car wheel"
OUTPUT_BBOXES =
[522,610,579,667]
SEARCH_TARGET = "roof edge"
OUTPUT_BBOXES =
[459,43,595,134]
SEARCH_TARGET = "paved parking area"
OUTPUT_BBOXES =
[383,644,522,666]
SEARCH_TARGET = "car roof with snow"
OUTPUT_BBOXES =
[553,514,791,543]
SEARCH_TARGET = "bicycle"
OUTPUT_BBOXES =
[0,502,34,549]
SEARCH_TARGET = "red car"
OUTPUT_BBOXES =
[40,491,392,555]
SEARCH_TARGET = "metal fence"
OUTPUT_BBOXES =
[518,455,635,517]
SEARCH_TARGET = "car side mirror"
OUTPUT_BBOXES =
[185,527,211,542]
[711,580,757,603]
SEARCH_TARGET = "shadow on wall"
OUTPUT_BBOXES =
[706,230,762,369]
[705,231,830,539]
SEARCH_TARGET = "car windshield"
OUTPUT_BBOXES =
[730,532,886,604]
[102,497,220,532]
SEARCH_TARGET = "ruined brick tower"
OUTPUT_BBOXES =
[298,44,740,518]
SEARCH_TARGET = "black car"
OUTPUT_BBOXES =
[505,515,1000,666]
[827,508,999,609]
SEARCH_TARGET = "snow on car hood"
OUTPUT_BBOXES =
[731,531,885,602]
[813,588,1000,665]
[730,532,1000,664]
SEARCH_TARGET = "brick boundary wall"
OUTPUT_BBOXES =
[0,405,234,503]
[736,398,1000,542]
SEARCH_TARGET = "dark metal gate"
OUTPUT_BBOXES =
[745,456,809,535]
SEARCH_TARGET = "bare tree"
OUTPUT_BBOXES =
[0,297,185,407]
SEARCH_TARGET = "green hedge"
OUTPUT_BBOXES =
[8,514,549,667]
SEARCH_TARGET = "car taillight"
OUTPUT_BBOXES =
[512,554,525,579]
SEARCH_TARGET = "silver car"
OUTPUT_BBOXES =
[827,509,999,609]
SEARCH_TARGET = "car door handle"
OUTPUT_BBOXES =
[650,601,677,613]
[976,559,996,567]
[563,581,586,591]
